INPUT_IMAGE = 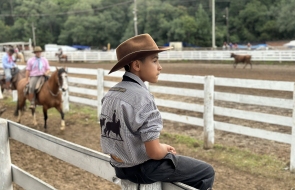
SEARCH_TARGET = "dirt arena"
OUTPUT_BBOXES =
[2,61,295,189]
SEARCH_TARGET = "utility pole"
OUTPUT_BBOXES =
[31,23,36,47]
[133,0,138,36]
[212,0,215,49]
[225,7,229,43]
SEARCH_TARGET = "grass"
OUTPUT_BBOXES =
[1,97,291,180]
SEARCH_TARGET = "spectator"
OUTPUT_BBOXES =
[247,42,251,50]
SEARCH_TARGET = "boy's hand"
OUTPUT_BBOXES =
[161,143,177,154]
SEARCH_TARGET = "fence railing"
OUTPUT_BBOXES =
[61,67,295,173]
[0,119,194,190]
[1,65,295,172]
[1,50,295,62]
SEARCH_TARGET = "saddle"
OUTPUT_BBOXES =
[24,76,47,95]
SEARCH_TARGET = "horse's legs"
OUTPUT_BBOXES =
[43,107,48,131]
[56,106,65,130]
[16,98,25,123]
[31,108,38,126]
[250,61,252,69]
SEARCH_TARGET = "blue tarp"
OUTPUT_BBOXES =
[72,45,91,50]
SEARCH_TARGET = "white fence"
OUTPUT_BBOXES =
[1,50,295,62]
[0,119,195,190]
[62,67,295,172]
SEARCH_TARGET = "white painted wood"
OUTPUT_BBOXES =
[161,112,203,127]
[158,73,204,84]
[121,180,162,190]
[214,121,292,144]
[215,77,293,91]
[214,106,292,127]
[69,96,97,107]
[203,76,215,149]
[0,86,3,99]
[215,91,293,109]
[97,69,104,120]
[104,70,125,77]
[12,90,17,102]
[69,86,97,96]
[62,91,69,113]
[155,98,204,113]
[68,77,97,86]
[291,83,295,172]
[12,164,56,190]
[149,86,204,98]
[67,67,97,75]
[104,81,118,88]
[8,121,118,183]
[0,119,12,190]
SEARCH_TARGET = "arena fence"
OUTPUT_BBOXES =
[0,119,195,190]
[61,67,295,173]
[1,50,295,62]
[0,65,295,173]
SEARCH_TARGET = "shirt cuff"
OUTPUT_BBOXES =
[141,131,160,142]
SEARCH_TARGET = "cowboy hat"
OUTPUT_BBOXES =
[109,34,172,74]
[33,46,43,53]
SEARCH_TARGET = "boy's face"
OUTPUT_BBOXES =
[136,53,162,83]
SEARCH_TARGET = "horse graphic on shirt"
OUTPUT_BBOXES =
[100,110,123,141]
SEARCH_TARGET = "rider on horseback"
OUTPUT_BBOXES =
[25,46,51,109]
[2,48,16,94]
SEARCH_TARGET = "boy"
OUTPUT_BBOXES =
[2,48,16,94]
[100,34,214,190]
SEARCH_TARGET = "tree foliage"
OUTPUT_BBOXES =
[0,0,294,48]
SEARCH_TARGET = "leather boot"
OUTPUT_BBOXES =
[29,93,35,109]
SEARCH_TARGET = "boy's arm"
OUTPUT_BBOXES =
[2,56,12,69]
[145,139,176,160]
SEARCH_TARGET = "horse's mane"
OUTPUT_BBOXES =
[58,68,66,76]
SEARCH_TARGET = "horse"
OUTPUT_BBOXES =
[0,67,26,93]
[55,53,68,62]
[230,53,252,69]
[104,119,122,140]
[15,67,68,131]
[13,52,25,64]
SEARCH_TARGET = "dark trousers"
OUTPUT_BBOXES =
[114,153,215,190]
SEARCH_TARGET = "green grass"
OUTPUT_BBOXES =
[161,132,287,179]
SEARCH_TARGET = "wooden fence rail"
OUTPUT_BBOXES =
[0,50,295,63]
[0,119,194,190]
[1,65,295,173]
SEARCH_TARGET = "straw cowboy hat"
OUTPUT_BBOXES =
[109,34,172,74]
[33,46,43,53]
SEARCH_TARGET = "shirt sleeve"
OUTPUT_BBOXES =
[2,55,12,69]
[136,101,163,142]
[26,58,32,71]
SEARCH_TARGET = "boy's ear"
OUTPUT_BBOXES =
[131,60,141,72]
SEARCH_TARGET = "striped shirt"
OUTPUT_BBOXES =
[100,72,163,167]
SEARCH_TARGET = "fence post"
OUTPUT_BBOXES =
[12,90,17,102]
[291,83,295,172]
[97,69,104,121]
[203,76,215,149]
[0,86,3,99]
[0,119,13,190]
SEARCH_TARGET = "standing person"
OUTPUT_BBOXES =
[2,48,16,95]
[25,46,51,109]
[247,42,251,50]
[100,34,215,190]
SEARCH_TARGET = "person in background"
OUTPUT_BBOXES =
[25,46,51,109]
[1,48,16,95]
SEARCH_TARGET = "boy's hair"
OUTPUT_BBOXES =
[124,56,146,72]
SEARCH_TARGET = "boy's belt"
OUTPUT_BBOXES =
[111,154,124,163]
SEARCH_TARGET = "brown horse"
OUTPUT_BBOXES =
[55,53,68,62]
[15,67,68,131]
[1,68,26,93]
[14,52,25,64]
[230,53,252,69]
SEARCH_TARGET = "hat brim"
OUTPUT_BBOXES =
[109,46,172,74]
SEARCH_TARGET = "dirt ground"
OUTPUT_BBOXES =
[2,61,295,190]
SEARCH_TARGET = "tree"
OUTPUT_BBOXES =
[277,0,295,38]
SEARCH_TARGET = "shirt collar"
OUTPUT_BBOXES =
[124,72,148,90]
